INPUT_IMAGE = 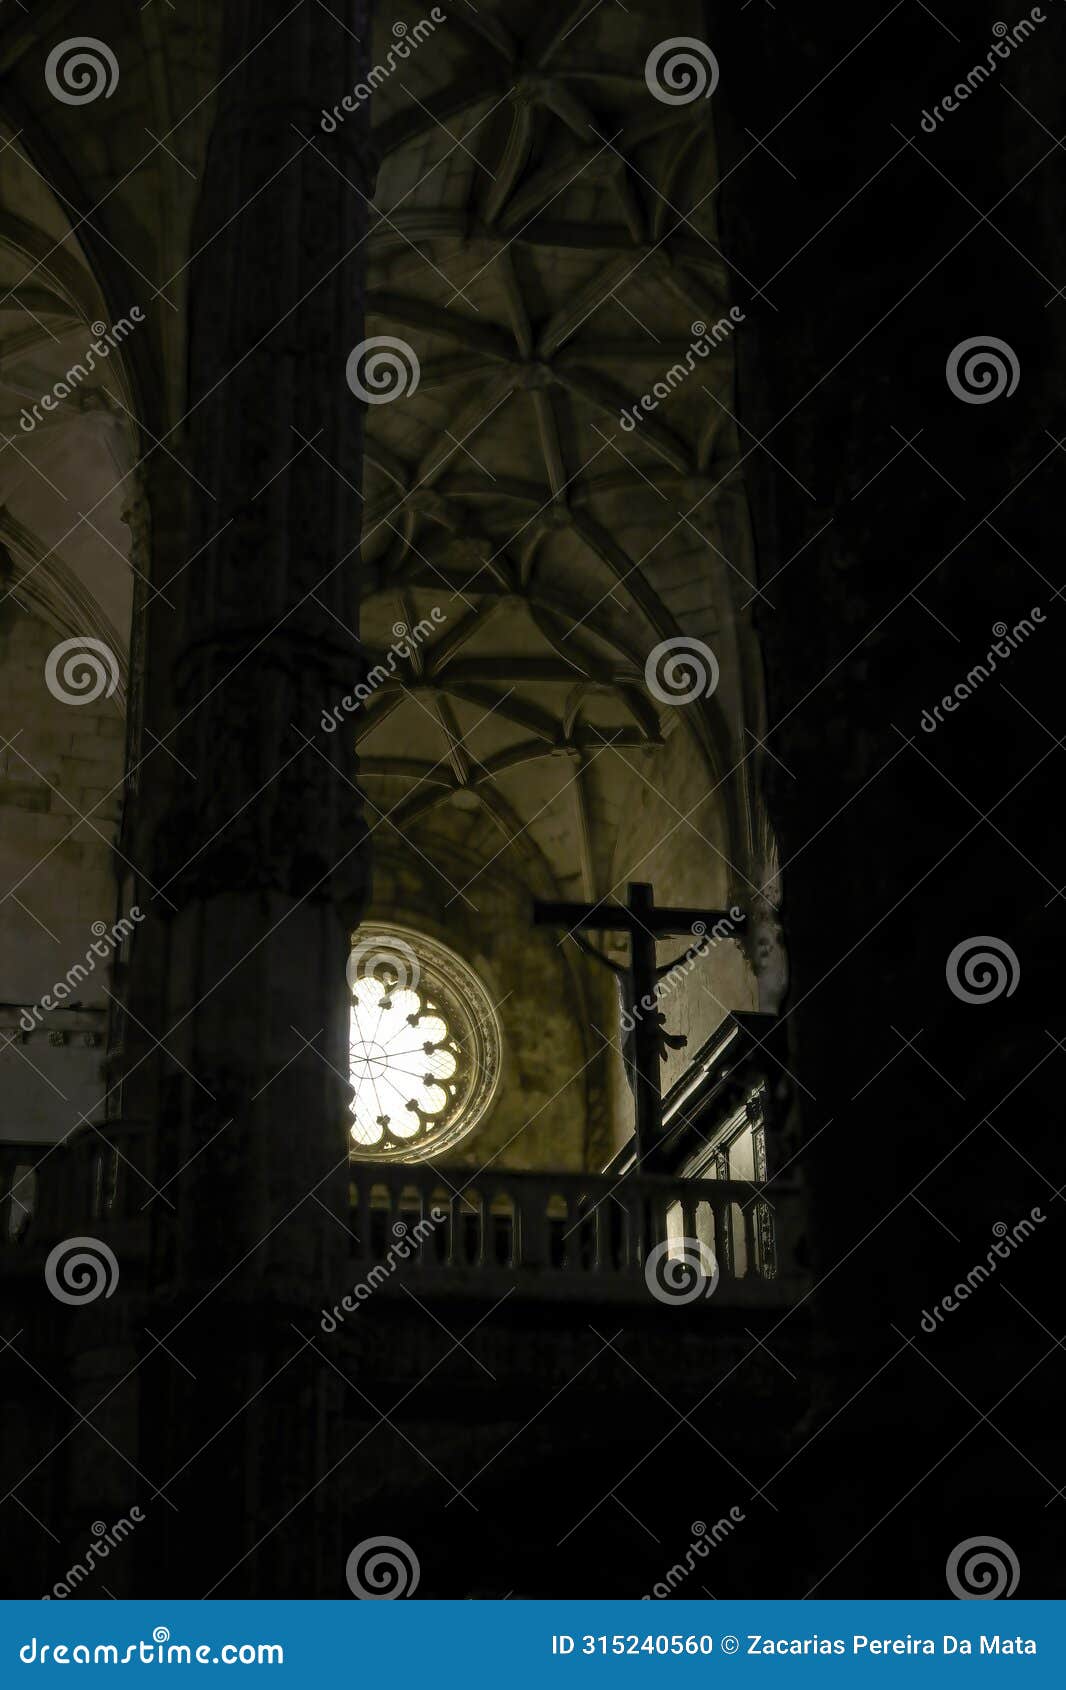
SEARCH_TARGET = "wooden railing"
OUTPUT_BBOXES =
[348,1161,801,1305]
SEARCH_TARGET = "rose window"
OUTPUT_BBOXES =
[349,977,460,1148]
[347,926,502,1162]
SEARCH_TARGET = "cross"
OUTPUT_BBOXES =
[533,883,746,1161]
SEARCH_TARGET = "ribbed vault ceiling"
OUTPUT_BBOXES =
[0,123,135,682]
[0,0,767,915]
[357,0,764,906]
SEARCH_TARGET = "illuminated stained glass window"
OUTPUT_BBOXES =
[347,926,502,1163]
[350,976,460,1149]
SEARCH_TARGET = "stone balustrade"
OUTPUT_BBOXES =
[2,1133,804,1309]
[348,1160,802,1306]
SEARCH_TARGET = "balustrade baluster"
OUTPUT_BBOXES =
[444,1192,458,1266]
[332,1163,794,1302]
[681,1194,698,1248]
[356,1179,370,1263]
[711,1197,732,1280]
[520,1181,548,1268]
[743,1197,759,1279]
[458,1190,482,1266]
[560,1205,575,1272]
[594,1199,611,1271]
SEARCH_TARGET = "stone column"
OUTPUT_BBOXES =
[151,0,372,1278]
[115,0,373,1593]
